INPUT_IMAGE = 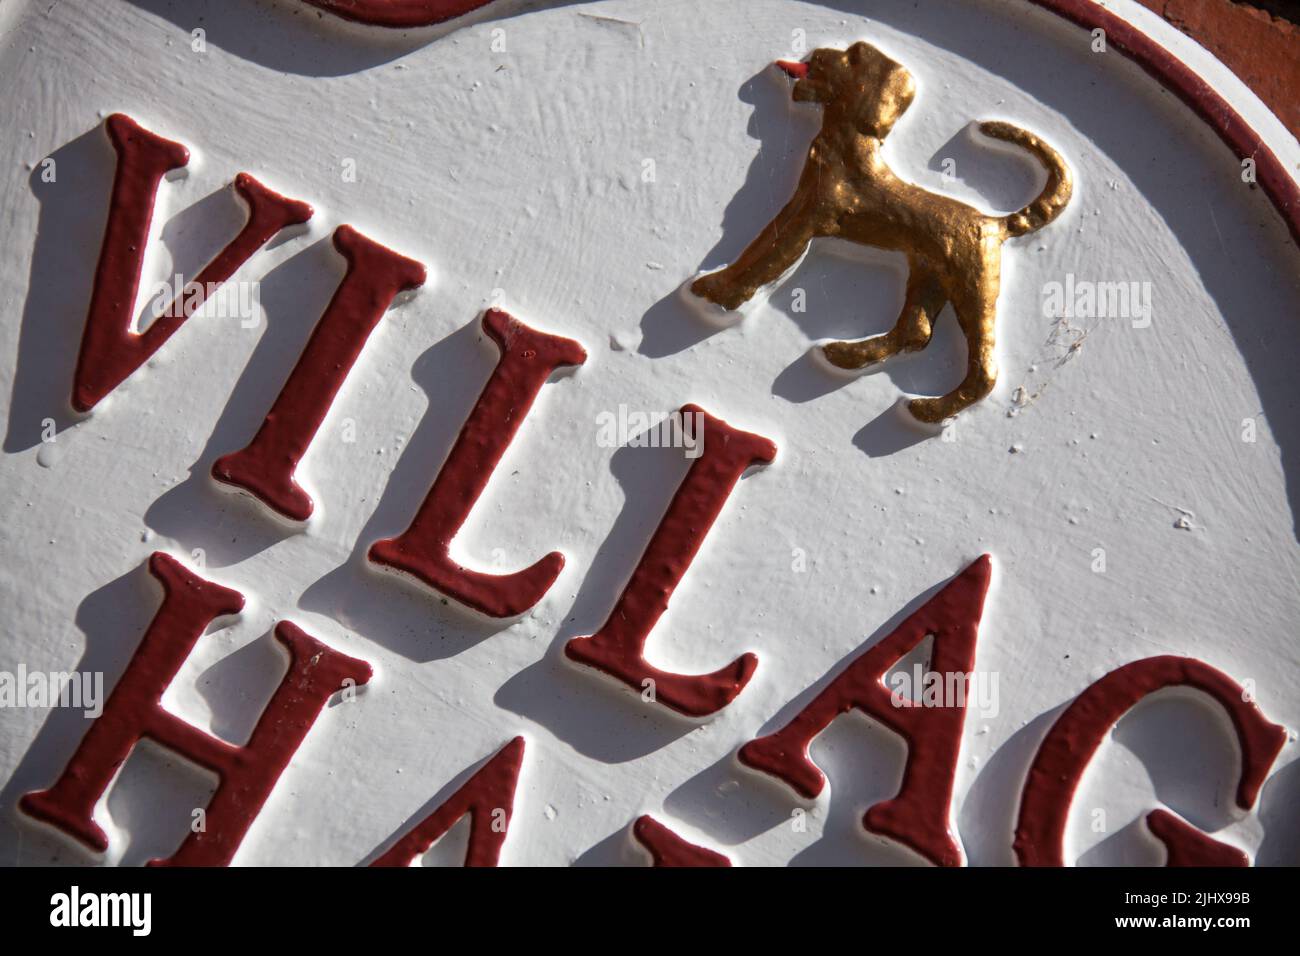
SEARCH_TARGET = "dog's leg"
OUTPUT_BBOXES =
[691,193,819,311]
[823,270,945,370]
[907,297,997,424]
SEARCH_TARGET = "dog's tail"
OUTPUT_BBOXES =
[979,121,1073,238]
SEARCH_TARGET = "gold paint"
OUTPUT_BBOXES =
[692,42,1073,423]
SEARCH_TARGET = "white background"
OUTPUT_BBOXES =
[0,0,1296,865]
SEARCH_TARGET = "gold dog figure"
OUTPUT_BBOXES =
[690,42,1073,424]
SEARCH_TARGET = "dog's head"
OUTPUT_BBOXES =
[777,42,916,138]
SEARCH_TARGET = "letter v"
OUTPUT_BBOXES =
[72,113,313,412]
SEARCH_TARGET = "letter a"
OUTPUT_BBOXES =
[632,816,731,867]
[738,556,993,867]
[370,737,525,867]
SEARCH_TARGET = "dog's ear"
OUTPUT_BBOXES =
[848,41,871,65]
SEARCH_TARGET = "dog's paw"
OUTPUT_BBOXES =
[680,271,750,327]
[819,339,888,371]
[821,340,866,370]
[688,272,747,312]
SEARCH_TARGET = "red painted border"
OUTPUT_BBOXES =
[1026,0,1299,244]
[305,0,493,27]
[303,0,1299,247]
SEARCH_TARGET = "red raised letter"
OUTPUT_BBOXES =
[368,309,586,617]
[20,553,372,866]
[370,737,525,867]
[632,815,731,867]
[1014,655,1285,866]
[564,405,776,718]
[1145,810,1248,867]
[73,114,312,412]
[738,556,992,867]
[212,225,426,522]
